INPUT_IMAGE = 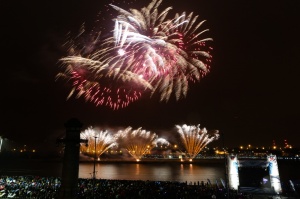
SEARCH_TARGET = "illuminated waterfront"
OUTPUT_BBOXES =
[0,158,299,184]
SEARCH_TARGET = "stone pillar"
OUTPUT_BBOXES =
[59,118,84,199]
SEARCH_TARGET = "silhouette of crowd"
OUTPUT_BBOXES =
[0,175,298,198]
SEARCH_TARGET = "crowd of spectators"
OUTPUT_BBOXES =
[0,176,59,198]
[0,175,297,198]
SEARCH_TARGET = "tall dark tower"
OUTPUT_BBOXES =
[59,118,86,199]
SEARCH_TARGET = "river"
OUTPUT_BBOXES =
[1,158,299,184]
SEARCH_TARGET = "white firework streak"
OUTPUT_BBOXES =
[80,127,117,158]
[176,124,219,159]
[57,54,153,110]
[58,0,213,109]
[115,127,158,160]
[110,0,213,101]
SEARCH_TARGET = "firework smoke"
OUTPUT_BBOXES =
[155,137,170,147]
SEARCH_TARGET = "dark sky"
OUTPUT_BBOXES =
[1,0,300,151]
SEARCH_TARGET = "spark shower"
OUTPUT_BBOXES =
[57,0,213,110]
[79,124,219,161]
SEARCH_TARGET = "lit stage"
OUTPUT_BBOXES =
[227,154,282,195]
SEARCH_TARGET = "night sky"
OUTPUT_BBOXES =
[1,0,300,151]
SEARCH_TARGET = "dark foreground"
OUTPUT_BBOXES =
[0,175,299,199]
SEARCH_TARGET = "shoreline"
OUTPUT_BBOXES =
[80,157,226,164]
[1,156,300,163]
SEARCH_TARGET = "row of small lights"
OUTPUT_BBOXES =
[11,145,36,153]
[7,144,293,155]
[239,144,293,150]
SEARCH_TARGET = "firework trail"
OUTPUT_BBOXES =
[110,0,213,101]
[80,127,117,159]
[115,126,157,161]
[176,124,219,160]
[0,136,3,152]
[58,0,213,109]
[57,25,153,110]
